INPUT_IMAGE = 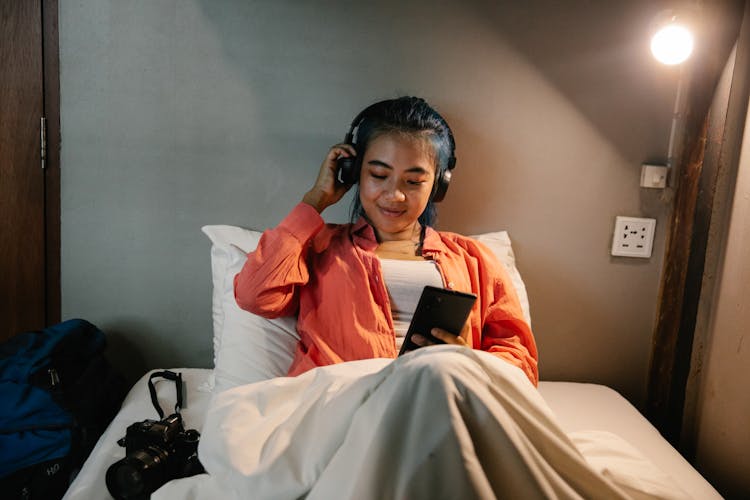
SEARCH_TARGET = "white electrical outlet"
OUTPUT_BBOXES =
[611,216,656,258]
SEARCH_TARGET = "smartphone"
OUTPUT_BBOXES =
[398,286,477,356]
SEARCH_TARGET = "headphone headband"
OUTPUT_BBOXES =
[343,101,383,146]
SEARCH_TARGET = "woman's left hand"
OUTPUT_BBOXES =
[411,322,471,348]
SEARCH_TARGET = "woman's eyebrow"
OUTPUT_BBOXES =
[367,160,393,169]
[367,160,430,174]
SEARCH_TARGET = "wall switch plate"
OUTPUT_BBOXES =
[640,164,668,189]
[611,216,656,258]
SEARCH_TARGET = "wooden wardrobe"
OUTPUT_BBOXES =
[0,0,60,342]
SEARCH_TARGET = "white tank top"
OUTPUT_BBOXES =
[378,258,444,349]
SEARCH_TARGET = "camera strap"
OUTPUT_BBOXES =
[147,370,183,419]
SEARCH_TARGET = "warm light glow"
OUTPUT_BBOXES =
[651,24,694,65]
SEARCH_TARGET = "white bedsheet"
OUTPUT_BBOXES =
[153,347,690,500]
[64,359,721,500]
[62,368,214,500]
[537,383,721,500]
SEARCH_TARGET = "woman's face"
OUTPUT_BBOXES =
[358,132,436,242]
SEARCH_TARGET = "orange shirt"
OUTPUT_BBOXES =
[234,202,538,385]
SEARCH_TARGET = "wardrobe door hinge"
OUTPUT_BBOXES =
[40,117,47,170]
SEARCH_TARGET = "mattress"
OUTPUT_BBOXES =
[537,382,720,499]
[63,368,721,499]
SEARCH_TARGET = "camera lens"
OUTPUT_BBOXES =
[106,448,170,500]
[109,463,146,499]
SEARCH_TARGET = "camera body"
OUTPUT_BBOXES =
[120,413,192,455]
[106,413,204,500]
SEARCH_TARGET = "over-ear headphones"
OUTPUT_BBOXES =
[336,99,457,203]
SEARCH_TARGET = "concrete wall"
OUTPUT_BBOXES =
[59,0,678,404]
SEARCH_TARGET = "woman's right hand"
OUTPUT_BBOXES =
[302,143,357,213]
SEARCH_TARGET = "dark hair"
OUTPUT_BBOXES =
[348,96,455,227]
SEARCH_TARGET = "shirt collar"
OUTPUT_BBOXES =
[351,216,378,251]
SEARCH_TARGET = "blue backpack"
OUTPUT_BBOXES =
[0,319,127,496]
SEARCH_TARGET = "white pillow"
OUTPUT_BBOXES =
[470,231,531,326]
[202,225,531,393]
[201,225,261,367]
[213,246,300,393]
[202,226,299,393]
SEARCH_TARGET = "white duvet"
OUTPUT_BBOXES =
[154,346,691,500]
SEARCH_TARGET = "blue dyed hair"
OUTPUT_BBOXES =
[348,96,455,227]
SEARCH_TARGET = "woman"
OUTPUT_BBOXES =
[234,96,537,386]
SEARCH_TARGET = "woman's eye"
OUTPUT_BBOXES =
[407,179,427,186]
[371,174,387,180]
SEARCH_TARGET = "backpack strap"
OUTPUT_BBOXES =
[147,370,183,419]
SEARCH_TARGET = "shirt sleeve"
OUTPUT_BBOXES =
[234,202,325,318]
[473,242,539,386]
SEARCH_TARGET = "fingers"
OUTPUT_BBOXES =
[303,143,357,212]
[409,334,432,347]
[432,328,469,346]
[410,328,468,348]
[326,143,357,163]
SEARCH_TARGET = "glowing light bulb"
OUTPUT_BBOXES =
[651,24,694,65]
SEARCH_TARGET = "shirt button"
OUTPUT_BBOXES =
[447,282,454,289]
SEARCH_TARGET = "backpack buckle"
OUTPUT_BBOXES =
[48,368,60,388]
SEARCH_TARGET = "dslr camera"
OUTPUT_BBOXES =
[105,371,205,500]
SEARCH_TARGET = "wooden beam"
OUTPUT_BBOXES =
[646,0,749,446]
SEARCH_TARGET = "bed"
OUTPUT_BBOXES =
[63,226,721,499]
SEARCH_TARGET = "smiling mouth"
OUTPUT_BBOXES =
[379,206,406,218]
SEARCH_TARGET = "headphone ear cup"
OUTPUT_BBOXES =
[431,168,452,203]
[336,156,358,185]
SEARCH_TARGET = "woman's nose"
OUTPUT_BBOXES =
[384,184,406,202]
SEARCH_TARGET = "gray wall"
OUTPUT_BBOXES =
[691,89,750,498]
[59,0,678,405]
